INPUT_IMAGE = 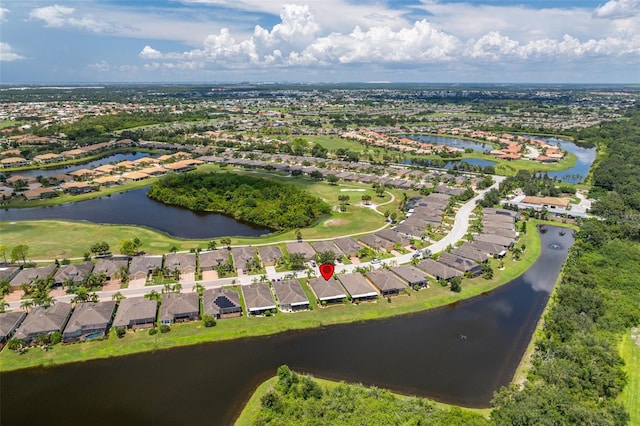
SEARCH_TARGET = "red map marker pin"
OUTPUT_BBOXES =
[319,263,335,281]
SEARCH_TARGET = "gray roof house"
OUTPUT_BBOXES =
[159,293,200,325]
[311,241,340,256]
[63,301,116,342]
[112,297,158,329]
[438,252,484,277]
[416,259,463,281]
[242,283,277,315]
[199,250,228,271]
[129,255,163,281]
[0,265,20,283]
[452,245,490,263]
[257,246,283,266]
[308,277,346,303]
[9,264,57,289]
[164,253,197,274]
[366,269,407,296]
[272,280,309,312]
[286,242,316,261]
[13,303,73,343]
[336,273,379,300]
[391,265,429,288]
[482,218,515,229]
[375,229,410,246]
[483,227,518,239]
[484,208,520,219]
[202,288,242,319]
[358,234,395,251]
[0,311,27,344]
[467,241,507,257]
[475,234,515,248]
[93,258,129,281]
[333,237,363,257]
[231,246,257,269]
[53,261,95,286]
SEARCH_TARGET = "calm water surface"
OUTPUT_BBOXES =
[1,187,271,239]
[0,227,573,426]
[11,152,149,178]
[529,136,596,183]
[404,135,493,151]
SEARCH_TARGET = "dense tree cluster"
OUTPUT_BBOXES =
[253,366,489,426]
[147,173,331,230]
[491,108,640,425]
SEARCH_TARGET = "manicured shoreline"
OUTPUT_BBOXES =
[0,220,565,373]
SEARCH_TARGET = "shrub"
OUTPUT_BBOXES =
[115,327,126,338]
[148,328,158,336]
[202,314,216,327]
[160,324,171,333]
[49,331,62,345]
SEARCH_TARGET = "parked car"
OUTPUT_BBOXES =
[371,258,381,265]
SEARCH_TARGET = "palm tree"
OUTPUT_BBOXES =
[145,290,162,302]
[0,299,9,313]
[20,299,34,312]
[192,283,204,296]
[111,291,126,302]
[172,283,182,293]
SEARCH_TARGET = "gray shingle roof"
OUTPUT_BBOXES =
[390,265,428,285]
[242,283,276,312]
[93,258,129,279]
[336,273,378,298]
[366,269,406,293]
[308,277,346,301]
[9,264,57,288]
[333,237,362,256]
[53,261,94,284]
[286,242,315,260]
[272,280,309,307]
[416,259,463,280]
[202,288,242,316]
[14,303,73,342]
[112,297,158,328]
[129,255,163,276]
[63,301,116,336]
[159,293,200,322]
[257,246,283,264]
[164,253,196,273]
[0,311,27,341]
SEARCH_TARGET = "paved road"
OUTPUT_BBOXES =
[6,178,504,309]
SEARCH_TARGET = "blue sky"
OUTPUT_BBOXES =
[1,0,638,83]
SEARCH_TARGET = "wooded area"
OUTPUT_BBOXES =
[147,172,331,230]
[490,108,640,425]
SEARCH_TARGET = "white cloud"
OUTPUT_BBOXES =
[0,7,9,23]
[29,4,75,27]
[593,0,640,19]
[88,61,110,72]
[0,42,25,62]
[29,4,127,33]
[140,4,640,71]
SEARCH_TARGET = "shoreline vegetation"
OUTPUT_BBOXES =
[0,220,572,373]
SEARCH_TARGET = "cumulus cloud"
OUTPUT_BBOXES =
[593,0,640,19]
[0,7,9,23]
[0,42,25,62]
[139,3,640,71]
[88,60,110,72]
[29,4,127,33]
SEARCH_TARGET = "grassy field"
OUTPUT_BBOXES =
[1,167,417,259]
[620,330,640,425]
[0,220,561,372]
[234,375,490,426]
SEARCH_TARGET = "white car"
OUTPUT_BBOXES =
[371,258,381,265]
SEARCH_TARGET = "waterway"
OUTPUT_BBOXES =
[527,136,596,184]
[9,152,150,179]
[0,227,573,425]
[403,134,494,152]
[0,187,271,239]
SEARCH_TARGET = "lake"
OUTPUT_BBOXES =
[1,187,271,239]
[528,136,596,183]
[11,152,151,179]
[0,226,573,425]
[403,134,494,152]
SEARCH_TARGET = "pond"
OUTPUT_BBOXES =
[527,136,596,184]
[10,152,150,179]
[0,227,573,425]
[1,187,271,239]
[402,135,494,152]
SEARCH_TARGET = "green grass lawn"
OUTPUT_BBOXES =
[620,330,640,425]
[0,220,569,372]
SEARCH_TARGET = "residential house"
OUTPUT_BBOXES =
[159,293,200,325]
[366,269,406,296]
[415,259,463,281]
[358,234,395,251]
[257,246,283,266]
[1,157,28,168]
[286,242,315,261]
[13,303,73,343]
[308,277,346,304]
[452,245,490,263]
[438,252,483,277]
[467,241,507,257]
[60,181,94,194]
[0,311,27,344]
[93,258,129,282]
[230,246,257,271]
[336,273,379,301]
[333,237,363,257]
[128,255,163,282]
[242,283,277,316]
[311,241,340,258]
[272,280,309,312]
[53,261,94,286]
[33,153,60,163]
[391,265,429,288]
[202,288,243,319]
[9,264,57,289]
[112,297,158,330]
[199,250,228,271]
[375,229,409,247]
[22,187,58,201]
[475,234,515,248]
[63,301,116,342]
[0,265,21,283]
[164,253,197,281]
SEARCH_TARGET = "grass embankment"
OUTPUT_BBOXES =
[234,375,490,426]
[620,329,640,425]
[0,220,558,372]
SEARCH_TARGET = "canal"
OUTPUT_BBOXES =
[0,226,573,425]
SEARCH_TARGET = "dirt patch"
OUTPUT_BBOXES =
[102,280,122,292]
[632,327,640,347]
[4,290,24,303]
[324,219,348,227]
